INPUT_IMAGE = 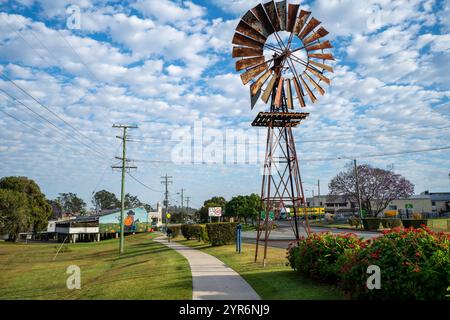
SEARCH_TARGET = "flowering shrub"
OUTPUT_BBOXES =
[339,227,450,300]
[286,232,365,283]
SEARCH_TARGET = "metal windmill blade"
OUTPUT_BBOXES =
[232,1,335,110]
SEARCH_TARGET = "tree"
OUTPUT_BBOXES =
[124,193,143,208]
[56,193,86,215]
[225,194,261,224]
[329,163,414,217]
[0,176,51,232]
[0,189,30,241]
[199,196,226,222]
[92,190,119,211]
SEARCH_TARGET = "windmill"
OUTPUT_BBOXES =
[232,1,334,265]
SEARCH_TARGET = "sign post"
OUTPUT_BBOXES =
[236,223,242,253]
[208,207,222,222]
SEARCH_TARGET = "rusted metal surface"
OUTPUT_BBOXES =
[276,1,286,31]
[292,77,306,107]
[232,32,264,49]
[252,3,275,35]
[236,56,265,71]
[293,10,311,35]
[298,17,320,39]
[299,75,317,103]
[286,78,293,109]
[306,65,331,85]
[308,53,335,60]
[242,10,269,37]
[274,76,284,107]
[306,40,333,51]
[263,1,281,32]
[309,59,334,72]
[236,20,267,44]
[262,74,278,103]
[251,69,272,96]
[303,27,329,44]
[251,111,309,127]
[304,72,325,95]
[232,46,263,58]
[241,63,268,85]
[286,3,299,32]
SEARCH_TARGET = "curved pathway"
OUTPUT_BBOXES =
[155,237,260,300]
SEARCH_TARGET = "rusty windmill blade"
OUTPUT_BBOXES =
[303,27,329,45]
[241,63,268,85]
[306,40,333,51]
[232,46,263,58]
[306,65,331,85]
[236,20,267,44]
[293,10,311,35]
[299,75,317,103]
[298,17,321,39]
[276,1,287,31]
[250,88,262,109]
[308,53,335,60]
[274,76,284,107]
[292,77,306,108]
[236,56,266,71]
[286,78,294,109]
[261,74,278,103]
[304,72,325,95]
[250,69,272,97]
[242,10,269,37]
[252,3,275,35]
[286,3,300,32]
[263,1,281,32]
[232,33,264,50]
[309,59,334,73]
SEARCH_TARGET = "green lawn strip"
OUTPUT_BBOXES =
[176,239,346,300]
[0,233,192,300]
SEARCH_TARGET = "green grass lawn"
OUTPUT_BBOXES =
[176,239,346,300]
[0,233,192,300]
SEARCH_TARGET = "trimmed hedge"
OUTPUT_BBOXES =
[402,219,428,229]
[362,218,381,231]
[206,222,237,246]
[381,218,402,229]
[181,224,209,242]
[167,225,181,237]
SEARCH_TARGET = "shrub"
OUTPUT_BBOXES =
[362,218,381,231]
[381,218,402,229]
[181,224,209,242]
[168,225,181,237]
[402,219,428,229]
[286,232,365,283]
[339,227,450,300]
[206,222,237,246]
[348,217,361,228]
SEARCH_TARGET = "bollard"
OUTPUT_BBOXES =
[236,223,242,254]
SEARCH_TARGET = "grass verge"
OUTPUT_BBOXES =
[176,239,346,300]
[0,233,191,300]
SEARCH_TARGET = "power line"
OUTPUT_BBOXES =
[0,88,108,161]
[127,172,164,193]
[0,72,110,155]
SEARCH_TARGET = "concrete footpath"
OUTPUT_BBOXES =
[155,237,261,300]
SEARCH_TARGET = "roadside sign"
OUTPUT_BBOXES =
[166,213,171,219]
[208,207,222,217]
[260,211,274,221]
[405,204,413,209]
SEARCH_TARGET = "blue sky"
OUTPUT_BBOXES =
[0,0,449,209]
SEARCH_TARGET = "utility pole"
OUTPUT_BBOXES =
[112,124,138,254]
[185,196,190,210]
[354,159,363,222]
[161,174,173,231]
[317,179,320,207]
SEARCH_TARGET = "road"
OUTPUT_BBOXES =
[242,220,381,249]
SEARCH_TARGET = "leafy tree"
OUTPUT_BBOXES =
[0,189,30,241]
[226,194,260,224]
[329,163,414,217]
[199,196,226,222]
[124,193,143,208]
[92,190,119,211]
[0,176,51,232]
[47,199,63,219]
[57,192,86,215]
